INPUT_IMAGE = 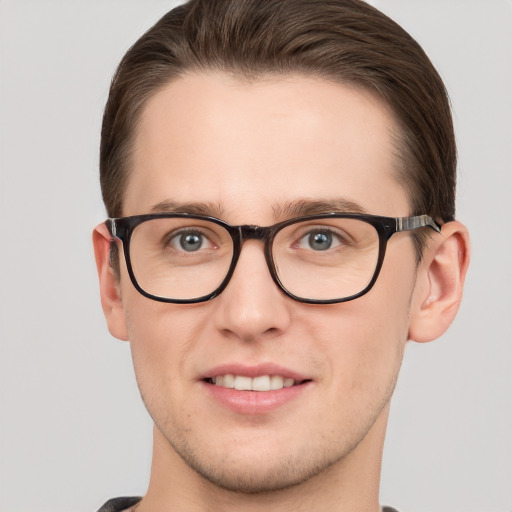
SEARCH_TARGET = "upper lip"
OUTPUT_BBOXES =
[200,362,311,382]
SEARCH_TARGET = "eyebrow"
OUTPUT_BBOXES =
[150,198,367,221]
[150,200,225,217]
[272,198,368,219]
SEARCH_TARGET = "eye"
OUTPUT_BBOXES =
[297,229,341,251]
[169,230,212,252]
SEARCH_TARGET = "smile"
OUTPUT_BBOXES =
[202,366,313,413]
[208,374,304,391]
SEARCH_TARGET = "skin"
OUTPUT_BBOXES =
[94,72,469,511]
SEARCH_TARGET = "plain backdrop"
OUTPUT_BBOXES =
[0,1,511,511]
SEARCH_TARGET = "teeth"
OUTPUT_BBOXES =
[283,377,294,388]
[211,374,299,391]
[269,375,283,390]
[252,375,271,391]
[222,374,234,388]
[234,376,252,390]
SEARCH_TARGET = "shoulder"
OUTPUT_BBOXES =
[96,497,142,512]
[96,498,398,512]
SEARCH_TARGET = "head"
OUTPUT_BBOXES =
[94,0,469,500]
[100,0,456,252]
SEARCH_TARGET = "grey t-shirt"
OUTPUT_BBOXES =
[97,497,400,511]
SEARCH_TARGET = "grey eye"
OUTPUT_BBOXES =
[304,231,334,251]
[171,231,206,252]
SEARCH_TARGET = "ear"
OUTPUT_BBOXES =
[408,221,470,343]
[92,223,129,341]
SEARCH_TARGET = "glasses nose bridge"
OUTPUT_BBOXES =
[238,224,271,243]
[232,224,275,273]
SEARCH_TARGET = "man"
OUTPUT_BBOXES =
[93,0,469,510]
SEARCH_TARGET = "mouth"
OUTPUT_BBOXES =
[205,374,310,391]
[201,364,313,413]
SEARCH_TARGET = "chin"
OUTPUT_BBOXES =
[162,425,358,495]
[181,448,338,494]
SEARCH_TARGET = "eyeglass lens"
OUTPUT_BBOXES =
[127,216,380,302]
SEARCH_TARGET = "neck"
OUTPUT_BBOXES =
[137,406,389,512]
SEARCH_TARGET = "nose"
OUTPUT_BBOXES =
[213,240,293,342]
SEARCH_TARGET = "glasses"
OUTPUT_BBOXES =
[106,213,440,304]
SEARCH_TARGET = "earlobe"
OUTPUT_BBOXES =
[92,223,129,341]
[408,221,470,343]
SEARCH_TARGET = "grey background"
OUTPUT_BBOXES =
[0,1,510,511]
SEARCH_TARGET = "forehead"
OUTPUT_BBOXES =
[126,72,408,221]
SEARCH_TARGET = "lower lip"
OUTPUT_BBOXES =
[202,381,311,415]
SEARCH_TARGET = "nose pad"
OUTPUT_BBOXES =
[213,240,292,342]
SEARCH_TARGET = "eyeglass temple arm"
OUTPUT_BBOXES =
[106,218,117,237]
[396,215,441,233]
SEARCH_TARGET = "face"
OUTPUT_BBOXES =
[114,72,421,492]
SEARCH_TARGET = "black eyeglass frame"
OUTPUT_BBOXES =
[106,213,441,305]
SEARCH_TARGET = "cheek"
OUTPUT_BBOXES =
[313,259,415,397]
[316,301,407,384]
[122,294,200,407]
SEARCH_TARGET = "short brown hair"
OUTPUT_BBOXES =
[100,0,456,255]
